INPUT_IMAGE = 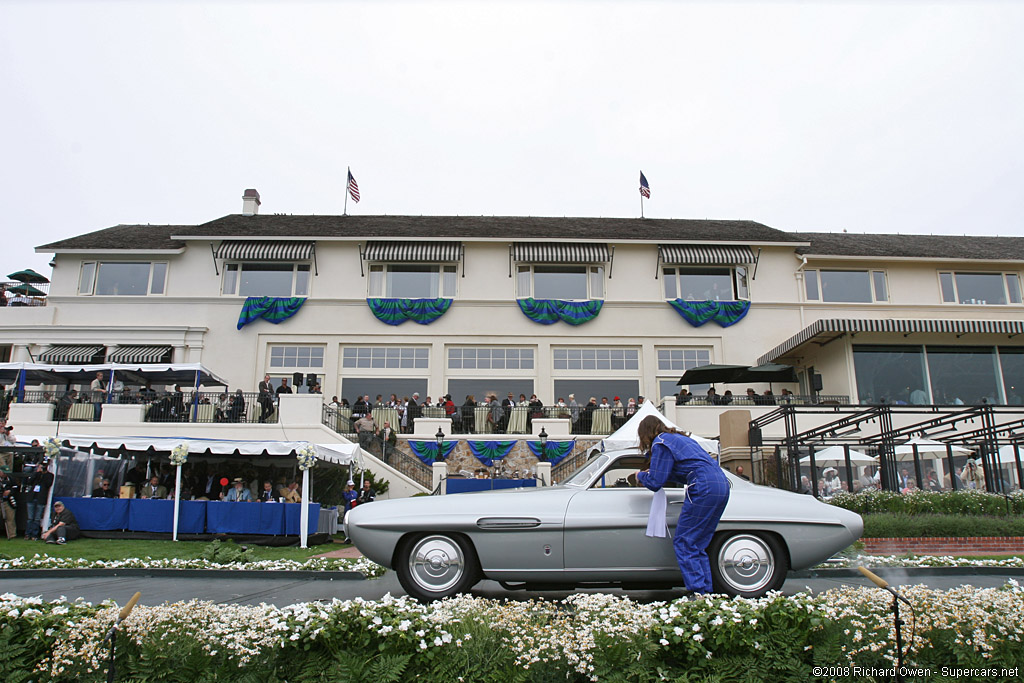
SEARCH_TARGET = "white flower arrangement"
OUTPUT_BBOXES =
[169,442,189,467]
[43,437,61,459]
[296,443,318,471]
[0,554,386,576]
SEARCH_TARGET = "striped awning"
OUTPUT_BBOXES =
[37,345,105,364]
[758,318,1024,365]
[512,243,610,263]
[215,241,314,261]
[363,241,462,262]
[659,244,755,265]
[105,345,172,364]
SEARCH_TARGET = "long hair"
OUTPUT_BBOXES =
[637,415,683,454]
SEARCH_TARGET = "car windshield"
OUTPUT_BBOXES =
[561,454,610,488]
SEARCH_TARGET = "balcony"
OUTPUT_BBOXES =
[1,280,49,307]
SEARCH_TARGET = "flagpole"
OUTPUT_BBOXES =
[640,193,644,219]
[344,166,349,216]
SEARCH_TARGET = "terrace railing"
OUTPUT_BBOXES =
[1,280,49,307]
[322,405,433,489]
[19,390,278,424]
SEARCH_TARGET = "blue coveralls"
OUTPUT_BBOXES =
[637,432,730,594]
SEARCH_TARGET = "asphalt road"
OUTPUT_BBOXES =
[1,568,1020,607]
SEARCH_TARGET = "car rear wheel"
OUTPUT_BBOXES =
[709,532,788,597]
[396,533,480,602]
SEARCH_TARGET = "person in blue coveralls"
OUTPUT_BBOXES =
[636,415,730,594]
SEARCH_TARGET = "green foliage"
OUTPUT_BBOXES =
[830,489,1024,516]
[862,512,1024,538]
[199,539,256,564]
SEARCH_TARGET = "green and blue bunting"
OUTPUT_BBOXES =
[467,440,516,467]
[517,298,603,326]
[527,440,575,464]
[367,298,452,325]
[408,440,458,464]
[237,297,306,330]
[668,299,750,328]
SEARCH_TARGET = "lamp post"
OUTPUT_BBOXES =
[435,427,445,447]
[539,426,548,463]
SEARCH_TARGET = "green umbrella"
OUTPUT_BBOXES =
[7,268,49,283]
[6,282,46,296]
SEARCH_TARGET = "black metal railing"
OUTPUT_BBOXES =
[322,405,433,489]
[1,280,49,307]
[18,389,277,424]
[673,393,850,407]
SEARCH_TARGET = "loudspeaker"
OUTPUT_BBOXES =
[748,427,763,447]
[812,373,824,392]
[292,372,304,386]
[306,373,318,387]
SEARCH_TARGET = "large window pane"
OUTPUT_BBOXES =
[553,379,641,404]
[677,268,733,301]
[534,266,587,299]
[295,265,310,296]
[820,271,873,303]
[927,346,1001,405]
[239,263,294,296]
[955,273,1006,305]
[340,378,428,406]
[442,266,457,298]
[999,348,1024,405]
[95,263,152,296]
[387,265,439,298]
[663,269,678,299]
[852,345,927,405]
[446,379,534,405]
[872,271,887,302]
[1007,275,1022,304]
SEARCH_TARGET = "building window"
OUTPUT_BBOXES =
[342,347,429,369]
[517,265,604,300]
[78,262,167,296]
[269,346,324,369]
[657,348,712,399]
[448,348,534,370]
[939,272,1022,305]
[553,348,639,371]
[223,263,310,297]
[804,270,887,303]
[368,264,457,298]
[663,267,748,301]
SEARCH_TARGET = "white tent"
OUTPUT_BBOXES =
[799,445,876,466]
[40,434,362,548]
[598,399,720,455]
[895,437,971,461]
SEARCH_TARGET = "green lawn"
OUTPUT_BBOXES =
[0,537,346,563]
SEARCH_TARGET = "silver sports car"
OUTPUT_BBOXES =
[346,450,863,601]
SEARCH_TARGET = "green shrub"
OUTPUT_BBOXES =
[863,513,1024,538]
[199,539,256,564]
[830,489,1024,516]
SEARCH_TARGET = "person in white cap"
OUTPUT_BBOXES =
[343,480,359,512]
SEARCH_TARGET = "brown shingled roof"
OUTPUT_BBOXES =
[37,224,188,252]
[795,232,1024,261]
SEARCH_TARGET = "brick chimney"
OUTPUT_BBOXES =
[242,188,261,216]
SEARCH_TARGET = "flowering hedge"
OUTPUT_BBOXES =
[3,583,1022,682]
[829,489,1024,516]
[0,554,386,577]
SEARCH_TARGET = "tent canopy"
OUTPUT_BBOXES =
[0,362,229,387]
[799,445,876,465]
[7,268,49,283]
[599,399,720,455]
[677,363,798,386]
[48,434,361,466]
[895,437,972,454]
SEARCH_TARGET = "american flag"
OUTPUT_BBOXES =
[347,170,360,203]
[639,171,651,198]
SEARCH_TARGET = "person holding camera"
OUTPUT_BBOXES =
[0,468,17,539]
[23,457,53,539]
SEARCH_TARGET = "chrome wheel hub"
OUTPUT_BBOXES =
[409,535,465,593]
[717,534,774,593]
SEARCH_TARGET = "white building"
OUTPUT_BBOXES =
[4,188,1024,490]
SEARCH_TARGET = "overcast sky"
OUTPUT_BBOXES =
[1,1,1022,278]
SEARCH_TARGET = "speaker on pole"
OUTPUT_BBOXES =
[292,372,304,387]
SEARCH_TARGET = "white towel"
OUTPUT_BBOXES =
[646,488,669,538]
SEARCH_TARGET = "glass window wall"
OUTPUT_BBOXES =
[852,345,928,405]
[926,346,1001,405]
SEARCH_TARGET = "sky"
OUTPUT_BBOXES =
[1,1,1023,279]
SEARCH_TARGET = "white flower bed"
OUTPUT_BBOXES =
[0,554,386,577]
[827,554,1024,569]
[4,582,1023,681]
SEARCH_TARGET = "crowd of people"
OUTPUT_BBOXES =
[105,462,306,503]
[327,392,648,435]
[677,387,795,406]
[798,458,999,498]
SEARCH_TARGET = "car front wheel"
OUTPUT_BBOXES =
[396,533,480,602]
[708,532,788,597]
